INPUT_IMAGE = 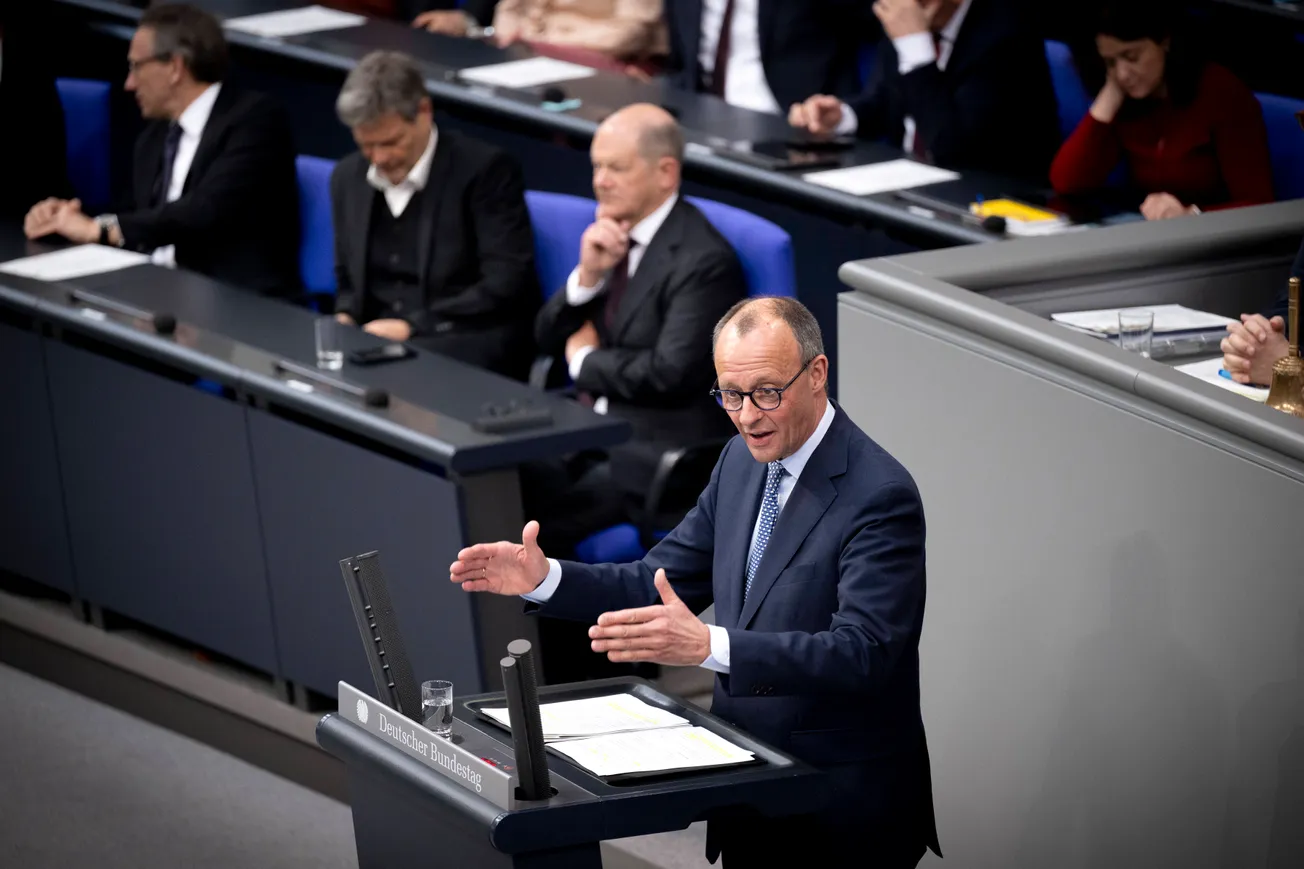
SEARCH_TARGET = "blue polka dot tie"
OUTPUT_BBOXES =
[745,462,786,601]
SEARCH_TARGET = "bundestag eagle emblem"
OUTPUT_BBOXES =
[356,698,369,724]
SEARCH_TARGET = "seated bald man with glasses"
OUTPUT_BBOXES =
[452,296,941,869]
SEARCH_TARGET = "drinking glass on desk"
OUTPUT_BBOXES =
[422,680,454,738]
[314,316,343,371]
[1118,309,1154,358]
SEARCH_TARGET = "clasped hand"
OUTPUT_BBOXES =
[449,522,711,667]
[24,198,98,243]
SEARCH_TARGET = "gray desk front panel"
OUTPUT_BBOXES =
[44,341,280,673]
[246,408,480,696]
[0,324,75,593]
[839,297,1304,869]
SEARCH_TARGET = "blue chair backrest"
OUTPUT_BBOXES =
[55,78,112,211]
[523,190,595,298]
[687,197,795,298]
[1044,41,1090,141]
[295,155,337,295]
[523,191,795,299]
[1257,92,1304,201]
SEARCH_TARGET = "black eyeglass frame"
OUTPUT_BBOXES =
[127,52,173,75]
[710,358,813,412]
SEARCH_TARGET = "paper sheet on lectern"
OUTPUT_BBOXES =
[549,726,755,777]
[480,693,689,741]
[0,246,150,281]
[224,6,366,38]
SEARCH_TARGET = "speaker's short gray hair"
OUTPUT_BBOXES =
[713,297,825,364]
[336,51,428,128]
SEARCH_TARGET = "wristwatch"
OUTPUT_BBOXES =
[96,214,124,247]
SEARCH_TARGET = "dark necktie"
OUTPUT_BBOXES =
[708,0,737,97]
[745,462,787,601]
[910,33,944,161]
[602,242,637,332]
[153,123,184,207]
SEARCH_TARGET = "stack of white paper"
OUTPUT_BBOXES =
[1174,357,1270,402]
[459,57,597,89]
[0,245,151,281]
[1051,304,1234,336]
[224,6,366,38]
[548,726,755,777]
[481,693,689,741]
[802,159,960,196]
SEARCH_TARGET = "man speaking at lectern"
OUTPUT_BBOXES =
[451,297,939,867]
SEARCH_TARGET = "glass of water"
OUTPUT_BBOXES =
[422,680,454,738]
[1118,308,1154,358]
[315,316,344,370]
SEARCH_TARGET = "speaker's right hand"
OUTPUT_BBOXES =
[450,521,550,596]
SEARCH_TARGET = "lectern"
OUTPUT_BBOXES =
[319,677,824,868]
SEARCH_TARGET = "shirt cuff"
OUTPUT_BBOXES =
[566,266,605,306]
[894,31,937,75]
[522,558,563,604]
[568,345,597,380]
[700,625,730,673]
[835,103,858,136]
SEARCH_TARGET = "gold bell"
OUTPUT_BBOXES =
[1265,276,1304,418]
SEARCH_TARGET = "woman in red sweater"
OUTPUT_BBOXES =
[1050,0,1273,220]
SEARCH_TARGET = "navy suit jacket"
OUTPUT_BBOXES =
[535,403,940,860]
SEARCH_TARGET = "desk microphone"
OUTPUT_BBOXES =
[500,639,551,801]
[68,289,177,335]
[893,190,1007,235]
[272,358,391,408]
[541,86,582,112]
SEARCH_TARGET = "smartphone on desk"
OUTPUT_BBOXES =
[746,141,844,171]
[347,343,415,366]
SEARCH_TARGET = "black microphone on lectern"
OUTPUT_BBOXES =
[68,289,177,335]
[500,639,551,801]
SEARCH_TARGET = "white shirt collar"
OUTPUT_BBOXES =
[939,0,974,48]
[367,125,438,194]
[176,82,221,138]
[628,191,679,248]
[778,399,836,481]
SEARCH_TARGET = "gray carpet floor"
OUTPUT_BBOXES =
[0,663,359,869]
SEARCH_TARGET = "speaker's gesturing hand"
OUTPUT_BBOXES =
[588,570,711,666]
[450,521,549,596]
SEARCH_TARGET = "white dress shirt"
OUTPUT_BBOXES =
[366,125,438,218]
[836,0,974,152]
[152,83,222,268]
[524,399,838,675]
[697,0,780,114]
[565,191,679,413]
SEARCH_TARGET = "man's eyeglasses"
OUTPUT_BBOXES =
[710,358,812,412]
[127,53,172,75]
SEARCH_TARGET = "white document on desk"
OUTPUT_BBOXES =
[549,726,755,777]
[0,246,151,281]
[802,159,960,196]
[481,693,689,741]
[459,57,597,89]
[1174,357,1270,402]
[1052,304,1234,336]
[224,6,366,38]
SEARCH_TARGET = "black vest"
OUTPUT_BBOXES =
[364,188,424,322]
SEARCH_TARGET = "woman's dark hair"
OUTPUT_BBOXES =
[139,3,229,84]
[1079,0,1206,109]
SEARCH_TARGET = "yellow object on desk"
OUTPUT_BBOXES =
[970,198,1059,222]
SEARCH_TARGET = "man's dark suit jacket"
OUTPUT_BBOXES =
[533,197,745,495]
[0,9,73,218]
[534,404,940,862]
[663,0,877,110]
[120,85,300,297]
[852,0,1060,182]
[332,131,540,376]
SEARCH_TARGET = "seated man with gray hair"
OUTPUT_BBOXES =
[331,50,539,378]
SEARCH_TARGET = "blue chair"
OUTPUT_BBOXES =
[1257,92,1304,201]
[524,190,594,298]
[55,79,112,212]
[1044,40,1090,141]
[687,196,795,297]
[295,155,338,301]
